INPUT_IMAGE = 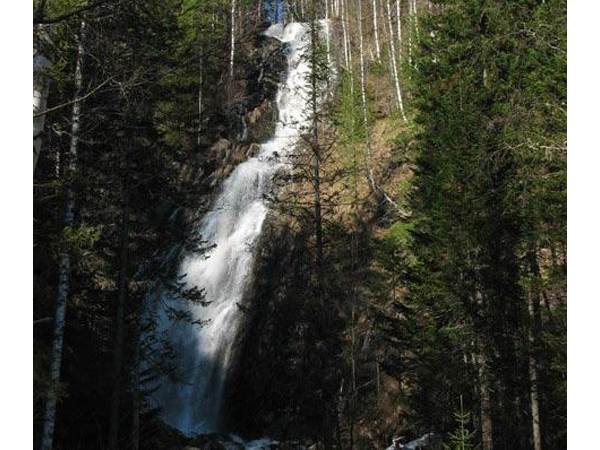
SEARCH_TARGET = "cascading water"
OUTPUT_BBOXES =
[153,22,312,436]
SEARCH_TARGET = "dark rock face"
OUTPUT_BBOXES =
[154,28,288,266]
[207,32,287,186]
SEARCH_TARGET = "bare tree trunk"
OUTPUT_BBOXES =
[527,252,543,450]
[395,0,402,46]
[310,6,324,297]
[349,274,357,450]
[230,0,237,80]
[385,0,407,120]
[325,0,332,67]
[357,0,377,193]
[411,0,419,41]
[337,379,344,448]
[33,50,52,174]
[476,350,493,450]
[357,0,368,127]
[372,0,381,62]
[409,0,418,69]
[528,297,543,450]
[346,0,355,97]
[407,0,413,67]
[341,0,350,67]
[39,19,86,450]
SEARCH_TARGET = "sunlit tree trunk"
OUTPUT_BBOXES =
[409,0,418,68]
[357,0,368,126]
[385,0,406,120]
[395,0,402,50]
[40,19,86,450]
[372,0,381,62]
[343,0,355,96]
[325,0,331,67]
[407,0,413,67]
[230,0,236,80]
[341,0,350,67]
[412,0,419,40]
[357,0,377,192]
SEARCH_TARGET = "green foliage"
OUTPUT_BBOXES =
[59,224,101,254]
[334,71,365,144]
[443,396,478,450]
[375,0,567,446]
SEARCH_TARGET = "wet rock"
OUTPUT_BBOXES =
[212,138,231,161]
[247,143,261,157]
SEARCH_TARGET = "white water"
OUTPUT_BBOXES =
[153,23,312,436]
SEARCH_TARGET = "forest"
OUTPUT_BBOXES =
[32,0,566,449]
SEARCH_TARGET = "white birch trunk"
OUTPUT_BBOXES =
[40,20,86,450]
[396,0,402,50]
[230,0,236,80]
[341,0,350,67]
[33,51,51,174]
[372,0,381,62]
[358,0,368,126]
[407,0,413,67]
[325,0,332,67]
[345,0,355,97]
[358,0,377,193]
[410,0,418,69]
[412,0,419,40]
[385,0,406,120]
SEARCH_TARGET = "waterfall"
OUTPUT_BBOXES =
[153,23,312,436]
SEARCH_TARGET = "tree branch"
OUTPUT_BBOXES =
[34,317,52,326]
[33,78,112,118]
[34,0,111,24]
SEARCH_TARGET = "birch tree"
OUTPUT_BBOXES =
[39,19,86,450]
[385,0,406,120]
[340,0,349,67]
[357,0,377,193]
[230,0,236,80]
[341,0,354,96]
[325,0,331,67]
[372,0,381,62]
[357,0,368,127]
[395,0,402,50]
[33,44,52,174]
[407,0,413,66]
